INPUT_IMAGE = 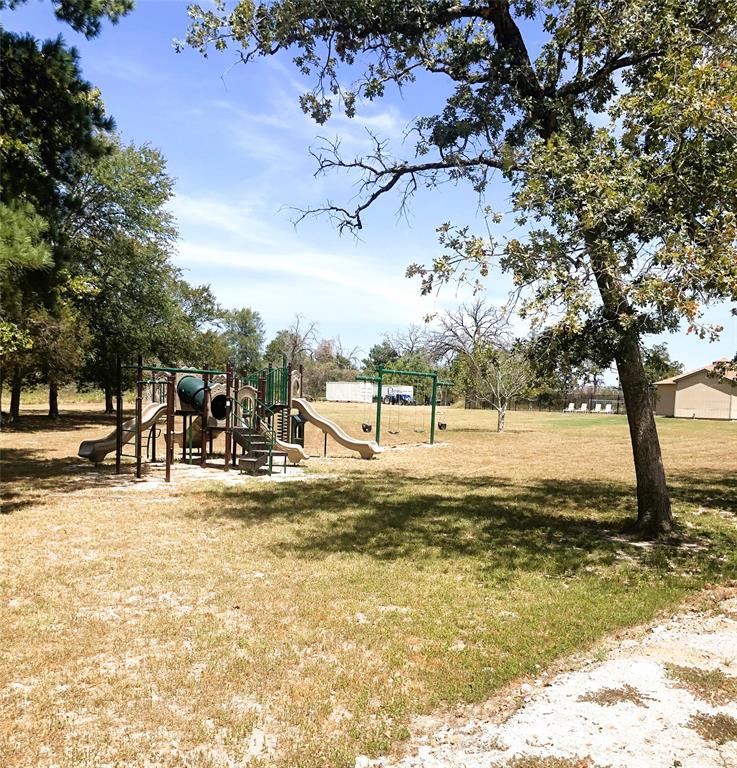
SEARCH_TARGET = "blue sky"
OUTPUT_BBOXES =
[6,0,735,376]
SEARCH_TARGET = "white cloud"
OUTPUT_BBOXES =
[176,240,428,316]
[96,54,172,84]
[168,188,438,345]
[208,80,411,166]
[169,194,281,248]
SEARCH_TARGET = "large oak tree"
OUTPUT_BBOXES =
[184,0,737,536]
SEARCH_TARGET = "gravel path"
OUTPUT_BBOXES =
[359,589,737,768]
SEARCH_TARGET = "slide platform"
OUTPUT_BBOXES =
[292,397,381,459]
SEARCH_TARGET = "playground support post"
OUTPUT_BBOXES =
[224,362,232,471]
[232,376,240,467]
[188,413,193,464]
[430,374,438,445]
[135,354,143,479]
[267,362,273,431]
[375,373,383,444]
[115,356,122,474]
[181,413,187,462]
[285,363,292,442]
[201,367,209,468]
[165,373,175,483]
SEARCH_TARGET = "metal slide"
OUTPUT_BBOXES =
[291,397,381,459]
[78,402,168,464]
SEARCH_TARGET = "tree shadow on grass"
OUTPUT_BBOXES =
[1,410,120,433]
[0,447,139,513]
[668,473,737,516]
[191,471,737,582]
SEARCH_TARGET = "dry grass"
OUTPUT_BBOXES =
[688,712,737,744]
[578,684,650,707]
[1,399,736,767]
[496,758,600,768]
[666,664,737,705]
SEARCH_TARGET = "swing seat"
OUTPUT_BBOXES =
[361,423,372,433]
[388,429,400,435]
[437,422,447,430]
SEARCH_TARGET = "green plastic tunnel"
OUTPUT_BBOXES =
[177,375,227,420]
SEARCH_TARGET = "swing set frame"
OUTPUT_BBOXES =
[357,366,451,445]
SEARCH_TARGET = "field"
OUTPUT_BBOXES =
[1,399,736,767]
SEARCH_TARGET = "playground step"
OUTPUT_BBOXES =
[238,454,268,475]
[232,431,267,450]
[233,427,265,436]
[235,434,267,444]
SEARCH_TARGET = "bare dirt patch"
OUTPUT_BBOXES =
[362,588,737,768]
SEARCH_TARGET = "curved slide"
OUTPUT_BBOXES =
[78,402,167,464]
[236,385,309,465]
[273,435,309,464]
[292,398,381,459]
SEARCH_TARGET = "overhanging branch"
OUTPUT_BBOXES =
[295,134,518,232]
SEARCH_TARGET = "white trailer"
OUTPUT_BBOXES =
[325,381,374,403]
[325,381,415,403]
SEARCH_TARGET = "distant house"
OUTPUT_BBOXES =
[654,360,737,420]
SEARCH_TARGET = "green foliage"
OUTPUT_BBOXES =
[65,136,176,246]
[0,31,113,210]
[642,343,683,385]
[66,139,215,393]
[0,27,117,407]
[0,201,52,273]
[0,320,33,360]
[455,343,532,430]
[0,0,134,38]
[190,328,231,372]
[362,340,398,372]
[167,1,737,529]
[264,316,318,367]
[219,307,265,376]
[23,302,91,389]
[264,330,304,366]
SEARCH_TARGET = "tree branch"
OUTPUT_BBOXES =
[295,135,515,232]
[557,49,663,98]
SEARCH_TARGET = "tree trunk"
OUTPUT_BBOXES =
[48,382,60,420]
[615,335,673,537]
[590,242,673,538]
[9,371,22,423]
[497,404,506,432]
[104,385,114,415]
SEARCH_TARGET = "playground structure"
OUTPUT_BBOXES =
[357,367,451,445]
[78,357,382,481]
